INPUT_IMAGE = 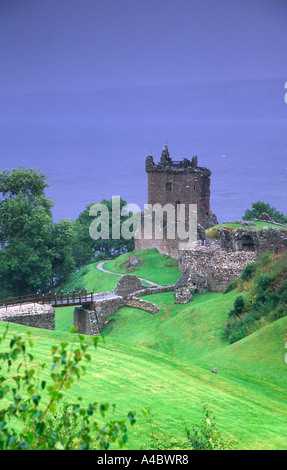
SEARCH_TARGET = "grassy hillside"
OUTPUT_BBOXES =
[1,248,287,450]
[104,248,181,285]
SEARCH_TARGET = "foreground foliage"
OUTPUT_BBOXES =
[142,405,231,450]
[0,325,135,450]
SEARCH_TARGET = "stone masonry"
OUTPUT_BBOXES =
[178,223,287,294]
[73,296,125,335]
[113,275,143,298]
[0,303,55,330]
[218,226,287,255]
[135,145,218,258]
[174,270,207,304]
[145,146,217,229]
[178,243,257,293]
[73,275,167,335]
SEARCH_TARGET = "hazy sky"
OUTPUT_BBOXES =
[0,0,287,95]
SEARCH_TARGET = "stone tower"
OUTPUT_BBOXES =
[145,145,217,229]
[134,146,218,258]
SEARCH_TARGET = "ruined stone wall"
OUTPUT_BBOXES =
[218,226,287,255]
[179,245,257,292]
[73,293,162,336]
[124,297,160,315]
[73,273,171,335]
[145,147,217,230]
[73,296,125,335]
[130,284,175,297]
[0,303,55,330]
[113,275,143,298]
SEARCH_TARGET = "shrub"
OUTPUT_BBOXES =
[241,262,257,282]
[223,279,238,294]
[228,295,246,317]
[141,405,231,450]
[269,302,287,321]
[256,274,275,293]
[258,252,273,268]
[251,292,268,311]
[184,406,230,450]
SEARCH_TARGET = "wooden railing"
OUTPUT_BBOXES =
[0,289,95,310]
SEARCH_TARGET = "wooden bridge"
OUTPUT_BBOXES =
[0,289,109,310]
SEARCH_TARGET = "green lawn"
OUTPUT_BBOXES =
[1,248,287,450]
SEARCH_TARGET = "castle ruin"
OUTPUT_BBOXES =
[135,146,287,296]
[135,145,218,257]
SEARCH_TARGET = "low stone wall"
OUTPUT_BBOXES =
[179,245,257,292]
[73,287,163,335]
[0,303,55,330]
[131,285,175,297]
[125,297,160,315]
[174,271,207,304]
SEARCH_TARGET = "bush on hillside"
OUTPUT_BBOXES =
[224,261,257,295]
[256,274,276,293]
[240,262,257,282]
[228,295,246,317]
[223,279,238,294]
[224,251,287,344]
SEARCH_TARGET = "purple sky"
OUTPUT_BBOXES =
[0,0,287,95]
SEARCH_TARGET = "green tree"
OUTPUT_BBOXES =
[50,219,76,287]
[72,197,135,268]
[0,168,75,297]
[243,201,287,224]
[0,189,53,296]
[0,166,53,216]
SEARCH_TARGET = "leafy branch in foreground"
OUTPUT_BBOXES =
[0,325,135,450]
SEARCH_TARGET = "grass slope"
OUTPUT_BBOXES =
[1,249,287,450]
[104,248,181,285]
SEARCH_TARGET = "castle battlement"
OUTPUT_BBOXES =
[135,145,218,259]
[145,146,210,176]
[145,145,217,230]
